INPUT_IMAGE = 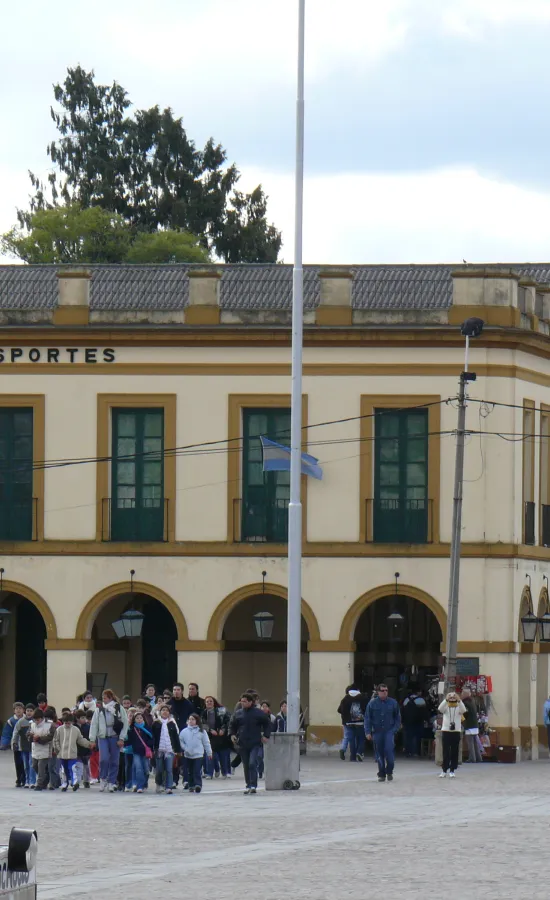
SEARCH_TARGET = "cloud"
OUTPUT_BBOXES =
[441,0,550,36]
[238,164,550,264]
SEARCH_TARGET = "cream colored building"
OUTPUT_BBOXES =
[0,261,549,755]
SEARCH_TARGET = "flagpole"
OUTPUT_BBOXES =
[287,0,305,737]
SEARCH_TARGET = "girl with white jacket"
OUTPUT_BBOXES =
[179,714,212,794]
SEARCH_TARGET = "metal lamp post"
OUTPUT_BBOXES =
[112,569,144,639]
[520,575,538,643]
[444,317,484,692]
[0,569,12,638]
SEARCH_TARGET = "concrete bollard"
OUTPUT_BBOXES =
[265,732,301,790]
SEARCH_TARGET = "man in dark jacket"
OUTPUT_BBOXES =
[401,689,427,758]
[364,684,401,782]
[229,692,271,794]
[188,683,206,716]
[169,683,193,731]
[337,685,368,762]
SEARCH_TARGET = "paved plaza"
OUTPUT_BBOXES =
[0,752,547,899]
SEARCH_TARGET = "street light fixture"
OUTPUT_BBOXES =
[0,568,12,639]
[539,575,550,643]
[112,569,144,639]
[253,611,275,640]
[520,575,538,643]
[388,571,405,641]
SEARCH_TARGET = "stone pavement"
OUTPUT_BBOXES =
[0,751,547,899]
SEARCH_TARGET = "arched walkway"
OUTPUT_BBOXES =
[2,579,57,639]
[206,582,321,643]
[75,580,188,642]
[339,583,446,644]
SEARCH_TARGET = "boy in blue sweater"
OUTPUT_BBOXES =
[1,702,25,787]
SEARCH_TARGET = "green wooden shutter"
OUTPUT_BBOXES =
[111,409,164,541]
[242,408,290,542]
[0,409,33,540]
[374,409,428,542]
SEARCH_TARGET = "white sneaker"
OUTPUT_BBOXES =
[449,772,456,779]
[108,784,116,792]
[439,772,447,778]
[125,787,132,792]
[99,780,107,792]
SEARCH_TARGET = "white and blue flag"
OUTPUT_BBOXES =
[260,435,323,480]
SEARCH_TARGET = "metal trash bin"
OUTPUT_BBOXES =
[265,732,301,791]
[0,828,38,898]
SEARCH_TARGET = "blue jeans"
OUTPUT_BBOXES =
[132,754,150,790]
[241,745,262,788]
[99,736,121,785]
[372,732,395,777]
[60,759,78,785]
[403,725,422,757]
[155,752,174,790]
[124,754,133,789]
[343,725,365,761]
[187,757,203,790]
[21,751,36,786]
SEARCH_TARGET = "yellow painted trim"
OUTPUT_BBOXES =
[45,639,93,650]
[537,585,549,618]
[339,582,447,643]
[185,306,220,325]
[448,305,521,328]
[206,581,321,643]
[451,269,521,281]
[316,307,352,326]
[75,580,188,641]
[96,394,177,542]
[306,726,342,744]
[359,395,441,544]
[175,640,225,652]
[0,396,45,541]
[2,579,57,638]
[227,394,308,543]
[307,640,356,652]
[52,306,89,326]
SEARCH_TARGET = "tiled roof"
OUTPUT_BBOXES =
[1,262,550,312]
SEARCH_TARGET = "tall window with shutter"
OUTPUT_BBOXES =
[111,409,164,541]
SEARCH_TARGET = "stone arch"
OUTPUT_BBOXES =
[537,585,548,619]
[206,582,321,643]
[2,579,57,639]
[75,581,188,642]
[339,583,446,644]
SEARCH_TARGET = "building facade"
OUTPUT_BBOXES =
[0,261,549,755]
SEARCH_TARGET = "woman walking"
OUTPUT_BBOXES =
[152,705,181,794]
[461,688,483,763]
[179,714,212,793]
[127,712,153,793]
[438,691,466,779]
[202,697,231,779]
[89,690,128,793]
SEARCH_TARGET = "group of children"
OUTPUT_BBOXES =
[1,686,288,795]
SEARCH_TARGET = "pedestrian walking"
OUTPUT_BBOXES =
[337,685,368,762]
[127,712,153,793]
[74,710,92,787]
[229,692,271,795]
[401,689,427,758]
[461,688,483,763]
[544,694,550,753]
[275,701,288,733]
[179,714,212,793]
[1,702,26,787]
[188,683,206,716]
[30,708,55,791]
[152,705,181,794]
[438,691,467,778]
[169,683,193,787]
[53,712,92,791]
[202,696,232,779]
[364,684,401,782]
[11,704,36,788]
[89,689,129,792]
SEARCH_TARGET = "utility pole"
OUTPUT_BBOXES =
[287,0,306,736]
[444,317,484,693]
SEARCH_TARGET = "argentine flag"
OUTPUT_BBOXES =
[260,436,323,480]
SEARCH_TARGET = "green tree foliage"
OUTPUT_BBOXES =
[2,205,132,264]
[125,230,210,264]
[16,66,281,263]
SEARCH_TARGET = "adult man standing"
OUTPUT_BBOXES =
[364,684,401,783]
[188,683,205,716]
[229,692,271,794]
[337,685,368,762]
[169,683,193,788]
[401,688,427,758]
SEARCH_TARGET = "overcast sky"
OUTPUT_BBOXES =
[2,0,550,264]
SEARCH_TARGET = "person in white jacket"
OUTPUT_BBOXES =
[179,714,212,794]
[438,692,467,778]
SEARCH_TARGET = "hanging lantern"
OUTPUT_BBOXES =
[253,611,274,640]
[387,571,405,641]
[520,576,538,642]
[112,569,143,639]
[539,611,550,643]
